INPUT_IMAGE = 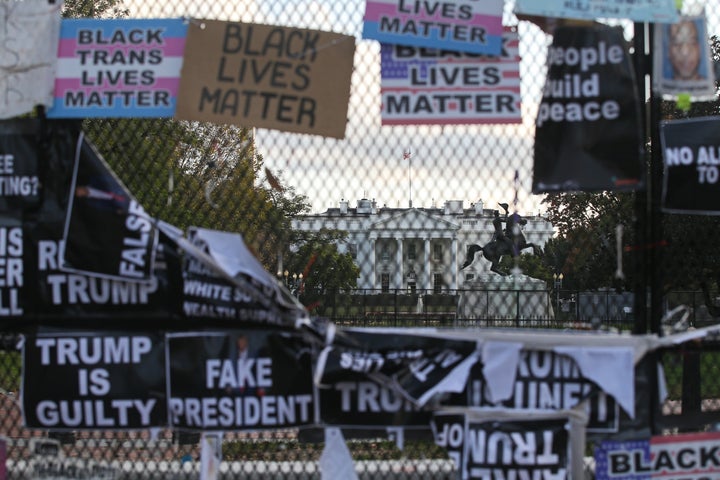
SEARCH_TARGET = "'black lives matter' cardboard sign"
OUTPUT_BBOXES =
[175,20,355,139]
[533,24,644,193]
[22,332,166,429]
[660,116,720,214]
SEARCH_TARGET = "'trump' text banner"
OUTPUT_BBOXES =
[48,18,187,118]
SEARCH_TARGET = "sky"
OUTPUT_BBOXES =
[125,0,717,215]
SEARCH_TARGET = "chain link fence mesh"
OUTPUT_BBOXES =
[1,0,720,478]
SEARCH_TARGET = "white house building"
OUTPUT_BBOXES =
[291,198,555,293]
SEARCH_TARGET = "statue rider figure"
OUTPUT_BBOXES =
[499,203,523,254]
[492,209,513,251]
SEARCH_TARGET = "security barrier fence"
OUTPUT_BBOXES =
[2,0,720,478]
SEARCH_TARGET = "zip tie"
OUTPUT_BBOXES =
[615,224,624,279]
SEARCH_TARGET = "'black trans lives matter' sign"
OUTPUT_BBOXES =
[533,24,644,193]
[22,332,166,429]
[660,116,720,214]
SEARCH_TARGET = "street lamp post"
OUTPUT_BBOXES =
[553,273,564,319]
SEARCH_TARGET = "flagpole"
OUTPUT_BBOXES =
[404,149,412,208]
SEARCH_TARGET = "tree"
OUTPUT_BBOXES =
[283,229,360,315]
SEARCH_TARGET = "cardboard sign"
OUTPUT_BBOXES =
[22,332,167,429]
[175,20,355,139]
[48,18,187,118]
[514,0,678,24]
[532,24,644,193]
[660,116,720,214]
[363,0,504,56]
[167,330,315,430]
[380,29,520,125]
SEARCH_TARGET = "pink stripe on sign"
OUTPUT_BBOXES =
[364,1,399,20]
[54,77,180,94]
[57,37,186,57]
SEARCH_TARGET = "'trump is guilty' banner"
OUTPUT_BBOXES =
[167,330,315,430]
[533,24,644,193]
[22,331,166,429]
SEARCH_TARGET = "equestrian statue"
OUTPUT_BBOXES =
[461,203,543,276]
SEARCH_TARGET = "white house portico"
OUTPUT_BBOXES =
[291,198,555,293]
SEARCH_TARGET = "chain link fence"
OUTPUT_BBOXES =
[1,0,720,478]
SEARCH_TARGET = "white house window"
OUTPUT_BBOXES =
[408,242,417,260]
[433,244,443,261]
[348,243,357,259]
[433,273,443,293]
[381,273,390,293]
[381,246,390,262]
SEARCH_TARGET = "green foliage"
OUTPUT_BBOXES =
[540,192,635,291]
[284,229,360,314]
[62,0,129,18]
[82,118,310,270]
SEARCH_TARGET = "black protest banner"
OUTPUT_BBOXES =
[22,331,166,429]
[448,350,619,433]
[432,411,570,480]
[532,24,644,193]
[318,374,433,428]
[317,328,478,406]
[167,329,315,431]
[0,119,77,319]
[62,132,158,282]
[179,227,303,327]
[463,417,569,480]
[660,116,720,214]
[0,121,44,214]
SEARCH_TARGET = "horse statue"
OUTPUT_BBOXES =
[461,216,543,275]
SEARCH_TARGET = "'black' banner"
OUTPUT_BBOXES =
[660,116,720,214]
[532,24,644,193]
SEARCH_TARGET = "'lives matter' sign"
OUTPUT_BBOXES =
[175,20,355,139]
[380,29,520,125]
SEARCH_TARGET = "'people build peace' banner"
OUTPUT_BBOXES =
[533,24,644,193]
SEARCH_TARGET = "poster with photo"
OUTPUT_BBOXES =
[652,15,716,98]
